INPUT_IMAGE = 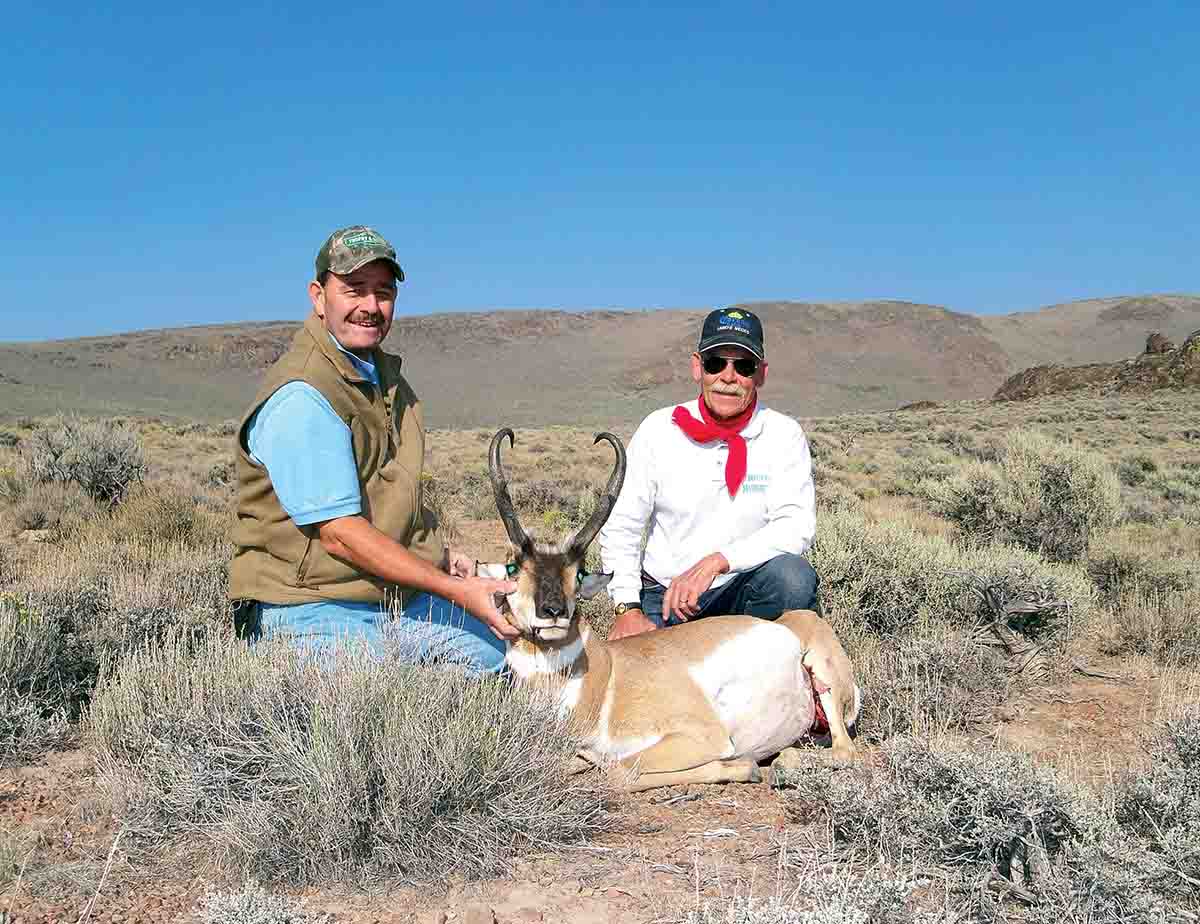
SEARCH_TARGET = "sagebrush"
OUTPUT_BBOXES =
[923,429,1122,562]
[88,636,614,884]
[22,415,147,504]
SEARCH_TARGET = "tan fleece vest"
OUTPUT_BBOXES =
[229,313,443,605]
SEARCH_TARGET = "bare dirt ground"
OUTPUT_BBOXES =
[1,661,1163,924]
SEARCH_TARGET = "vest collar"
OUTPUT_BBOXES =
[301,312,398,385]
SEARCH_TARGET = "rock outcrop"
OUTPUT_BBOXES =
[994,329,1200,401]
[1144,331,1174,354]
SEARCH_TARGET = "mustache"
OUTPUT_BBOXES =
[710,385,747,396]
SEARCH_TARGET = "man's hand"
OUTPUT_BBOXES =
[608,607,657,641]
[452,575,520,642]
[663,552,730,624]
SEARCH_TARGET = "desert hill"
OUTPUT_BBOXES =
[2,294,1199,428]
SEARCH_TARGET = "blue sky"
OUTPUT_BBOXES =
[2,1,1196,341]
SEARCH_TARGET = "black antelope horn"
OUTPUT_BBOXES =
[567,432,627,560]
[489,428,533,552]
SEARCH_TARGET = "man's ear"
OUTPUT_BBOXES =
[577,572,613,600]
[308,280,326,318]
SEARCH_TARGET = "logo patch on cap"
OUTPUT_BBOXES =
[341,230,386,250]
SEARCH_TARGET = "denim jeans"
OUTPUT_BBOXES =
[246,594,508,674]
[640,553,820,628]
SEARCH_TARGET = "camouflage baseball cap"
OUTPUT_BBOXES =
[314,225,405,281]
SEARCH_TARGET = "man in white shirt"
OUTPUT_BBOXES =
[599,307,818,641]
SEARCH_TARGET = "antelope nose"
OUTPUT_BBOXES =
[543,604,565,620]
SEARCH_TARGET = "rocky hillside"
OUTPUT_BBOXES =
[994,328,1200,401]
[2,294,1199,427]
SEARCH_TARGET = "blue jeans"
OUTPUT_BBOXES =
[640,553,820,628]
[248,594,507,674]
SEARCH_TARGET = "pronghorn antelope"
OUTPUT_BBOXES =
[479,428,862,792]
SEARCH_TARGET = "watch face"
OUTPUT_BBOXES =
[615,603,629,615]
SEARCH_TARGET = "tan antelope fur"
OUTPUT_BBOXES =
[481,428,862,792]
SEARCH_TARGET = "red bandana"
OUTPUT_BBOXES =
[671,394,758,497]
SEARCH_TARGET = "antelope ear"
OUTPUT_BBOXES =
[475,562,509,580]
[576,571,613,600]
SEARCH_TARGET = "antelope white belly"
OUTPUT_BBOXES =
[687,622,815,761]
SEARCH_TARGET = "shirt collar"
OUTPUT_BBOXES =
[327,332,379,385]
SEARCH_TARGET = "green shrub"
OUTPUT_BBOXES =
[814,479,860,512]
[0,594,80,763]
[88,636,613,884]
[1085,542,1196,604]
[851,629,1010,741]
[780,737,1160,922]
[15,531,231,662]
[206,459,235,488]
[22,416,147,504]
[1117,453,1158,486]
[5,510,234,720]
[109,483,212,545]
[0,466,26,503]
[925,430,1122,562]
[1148,470,1200,507]
[8,480,101,536]
[783,737,1095,871]
[1094,589,1200,665]
[1112,703,1200,903]
[810,507,1095,639]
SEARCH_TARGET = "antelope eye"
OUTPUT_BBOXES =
[506,563,519,577]
[576,571,587,586]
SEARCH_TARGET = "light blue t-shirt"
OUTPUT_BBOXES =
[245,334,379,527]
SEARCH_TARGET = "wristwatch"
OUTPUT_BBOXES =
[614,602,642,616]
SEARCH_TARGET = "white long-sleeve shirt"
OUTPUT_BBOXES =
[599,399,816,605]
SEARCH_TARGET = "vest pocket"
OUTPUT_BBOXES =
[295,536,315,586]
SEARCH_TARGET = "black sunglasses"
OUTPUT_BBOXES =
[702,355,759,377]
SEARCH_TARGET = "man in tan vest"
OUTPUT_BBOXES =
[229,226,517,672]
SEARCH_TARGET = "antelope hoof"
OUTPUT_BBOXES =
[826,741,858,768]
[768,747,809,788]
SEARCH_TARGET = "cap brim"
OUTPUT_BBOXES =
[697,337,764,360]
[330,255,405,282]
